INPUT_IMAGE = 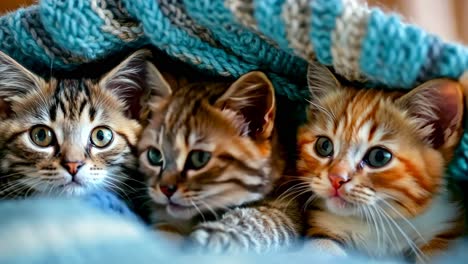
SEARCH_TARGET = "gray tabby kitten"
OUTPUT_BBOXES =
[0,50,154,198]
[137,64,303,253]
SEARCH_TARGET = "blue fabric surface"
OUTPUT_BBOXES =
[0,198,467,264]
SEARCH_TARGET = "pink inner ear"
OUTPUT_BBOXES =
[427,82,463,149]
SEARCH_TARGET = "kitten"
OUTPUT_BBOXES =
[297,64,465,262]
[138,68,302,253]
[0,50,154,198]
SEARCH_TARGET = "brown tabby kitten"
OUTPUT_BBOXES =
[297,64,465,262]
[0,50,154,198]
[138,67,302,253]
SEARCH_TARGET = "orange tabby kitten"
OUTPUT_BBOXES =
[297,64,465,262]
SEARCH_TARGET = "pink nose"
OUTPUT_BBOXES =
[61,161,85,176]
[328,174,350,190]
[160,185,177,198]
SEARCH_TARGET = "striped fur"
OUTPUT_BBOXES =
[138,69,302,252]
[297,65,465,262]
[0,50,154,198]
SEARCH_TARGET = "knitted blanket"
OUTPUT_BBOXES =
[0,0,467,181]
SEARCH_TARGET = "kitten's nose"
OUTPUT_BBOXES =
[61,161,85,176]
[160,185,177,198]
[328,174,350,190]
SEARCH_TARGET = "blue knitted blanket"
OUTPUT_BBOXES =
[0,0,467,184]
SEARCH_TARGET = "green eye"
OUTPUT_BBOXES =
[187,150,211,170]
[315,136,333,157]
[30,125,55,147]
[90,127,113,148]
[147,147,163,166]
[364,147,392,168]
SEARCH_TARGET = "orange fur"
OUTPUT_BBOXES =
[298,65,465,262]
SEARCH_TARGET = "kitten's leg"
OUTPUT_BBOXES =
[417,237,454,264]
[417,223,464,263]
[189,200,303,254]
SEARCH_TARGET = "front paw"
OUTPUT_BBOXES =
[189,222,244,254]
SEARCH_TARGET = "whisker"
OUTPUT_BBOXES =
[103,179,131,201]
[196,200,220,220]
[378,197,427,244]
[276,183,311,204]
[283,188,312,214]
[107,175,136,192]
[375,205,428,263]
[302,193,318,211]
[190,199,206,223]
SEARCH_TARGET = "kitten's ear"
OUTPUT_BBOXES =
[0,51,44,118]
[215,71,275,140]
[397,79,464,149]
[307,63,341,103]
[99,49,172,119]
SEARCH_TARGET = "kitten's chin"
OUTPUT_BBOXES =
[30,181,93,197]
[59,183,91,197]
[325,197,356,216]
[166,203,197,220]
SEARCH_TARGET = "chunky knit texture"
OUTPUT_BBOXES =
[0,0,468,182]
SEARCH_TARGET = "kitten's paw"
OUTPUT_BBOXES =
[305,238,347,257]
[189,223,244,254]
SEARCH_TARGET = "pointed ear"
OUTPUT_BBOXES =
[307,63,341,104]
[396,79,464,149]
[214,71,276,140]
[0,51,44,118]
[99,49,172,120]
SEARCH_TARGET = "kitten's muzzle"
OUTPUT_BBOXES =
[61,160,85,176]
[328,173,350,190]
[160,184,177,198]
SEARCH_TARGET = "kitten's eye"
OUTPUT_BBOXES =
[187,150,211,170]
[90,127,113,148]
[315,136,333,157]
[364,147,392,168]
[147,147,163,166]
[30,125,55,147]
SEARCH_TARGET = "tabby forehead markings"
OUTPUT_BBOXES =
[174,132,187,171]
[48,80,93,122]
[0,49,155,198]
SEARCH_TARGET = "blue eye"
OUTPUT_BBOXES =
[90,127,113,148]
[364,147,392,168]
[30,125,54,147]
[315,136,333,157]
[187,150,211,170]
[147,147,163,166]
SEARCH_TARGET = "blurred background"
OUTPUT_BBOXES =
[0,0,467,44]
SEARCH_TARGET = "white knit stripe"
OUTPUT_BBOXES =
[158,0,218,46]
[91,0,143,42]
[225,0,281,48]
[331,0,370,81]
[282,0,315,61]
[225,0,257,31]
